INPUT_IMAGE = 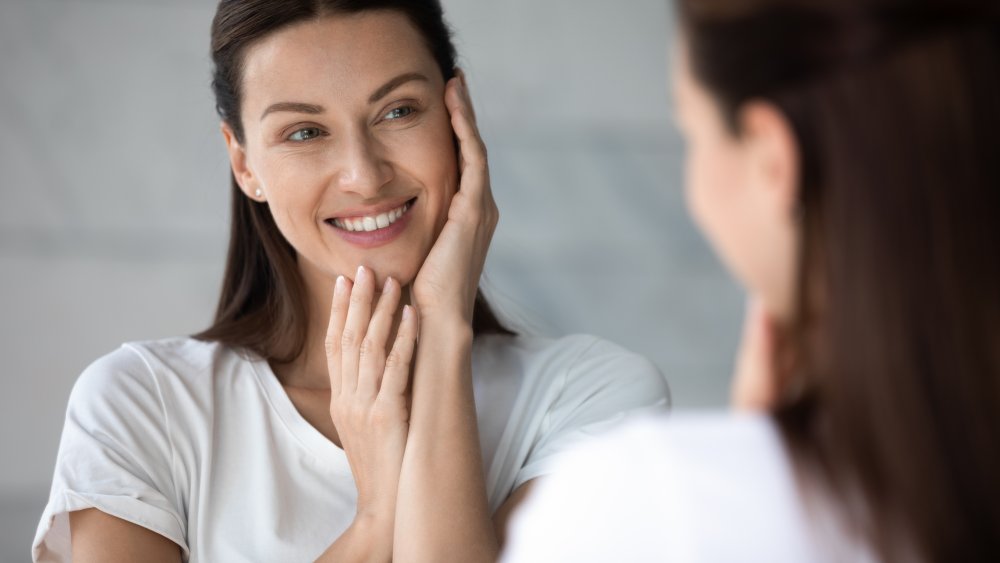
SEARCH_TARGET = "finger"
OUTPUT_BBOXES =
[324,275,351,395]
[454,68,478,123]
[731,297,778,411]
[380,304,417,397]
[357,276,401,399]
[446,77,488,174]
[341,265,374,394]
[448,117,496,236]
[447,109,491,224]
[447,76,499,244]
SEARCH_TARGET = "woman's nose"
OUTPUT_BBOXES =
[333,129,394,198]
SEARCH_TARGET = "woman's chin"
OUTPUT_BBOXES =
[340,262,419,290]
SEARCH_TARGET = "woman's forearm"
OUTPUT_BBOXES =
[393,320,497,562]
[314,514,393,563]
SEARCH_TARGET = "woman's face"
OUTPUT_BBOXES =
[224,11,456,290]
[671,42,800,321]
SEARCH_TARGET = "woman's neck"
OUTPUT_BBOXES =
[273,266,410,390]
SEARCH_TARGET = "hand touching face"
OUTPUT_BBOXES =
[223,11,458,291]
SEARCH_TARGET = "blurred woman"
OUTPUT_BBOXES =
[504,0,1000,561]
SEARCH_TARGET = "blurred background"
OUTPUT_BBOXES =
[0,0,742,560]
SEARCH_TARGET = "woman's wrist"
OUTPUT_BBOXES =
[314,511,393,563]
[409,313,474,392]
[417,310,475,344]
[350,511,394,561]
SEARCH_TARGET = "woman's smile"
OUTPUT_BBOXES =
[227,11,458,286]
[325,196,418,248]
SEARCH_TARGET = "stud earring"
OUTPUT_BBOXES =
[254,188,263,199]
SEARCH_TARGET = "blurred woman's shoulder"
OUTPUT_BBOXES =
[503,412,874,563]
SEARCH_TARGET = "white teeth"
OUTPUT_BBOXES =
[333,201,411,233]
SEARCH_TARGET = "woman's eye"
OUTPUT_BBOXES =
[287,127,323,142]
[384,106,414,121]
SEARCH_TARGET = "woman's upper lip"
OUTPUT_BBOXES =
[328,196,416,220]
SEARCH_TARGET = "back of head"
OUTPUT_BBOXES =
[677,0,1000,560]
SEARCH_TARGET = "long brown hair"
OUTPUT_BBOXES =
[195,0,513,363]
[678,0,999,560]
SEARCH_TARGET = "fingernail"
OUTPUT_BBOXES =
[334,275,346,296]
[356,265,366,281]
[383,276,394,293]
[402,304,413,321]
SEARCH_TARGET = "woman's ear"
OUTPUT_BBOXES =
[737,101,800,222]
[733,101,802,322]
[221,122,264,200]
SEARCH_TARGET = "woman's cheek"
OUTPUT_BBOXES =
[684,144,714,238]
[259,162,326,235]
[685,143,747,283]
[269,151,332,194]
[407,119,458,196]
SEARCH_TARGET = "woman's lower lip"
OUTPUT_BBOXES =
[326,206,413,248]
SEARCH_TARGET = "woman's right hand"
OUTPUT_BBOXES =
[319,265,417,561]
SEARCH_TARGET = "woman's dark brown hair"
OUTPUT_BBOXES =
[678,0,999,560]
[196,0,513,363]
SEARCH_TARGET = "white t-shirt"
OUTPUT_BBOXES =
[502,413,875,563]
[33,333,669,562]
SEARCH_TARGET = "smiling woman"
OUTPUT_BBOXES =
[30,1,669,562]
[202,6,504,364]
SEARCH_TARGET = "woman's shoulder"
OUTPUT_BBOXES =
[475,333,668,396]
[547,412,790,488]
[473,333,670,435]
[503,412,820,562]
[70,336,245,415]
[477,332,638,360]
[78,336,228,382]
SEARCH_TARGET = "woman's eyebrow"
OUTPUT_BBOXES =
[257,73,429,121]
[368,72,429,103]
[259,102,324,121]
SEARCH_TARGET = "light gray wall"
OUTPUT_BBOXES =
[0,0,742,559]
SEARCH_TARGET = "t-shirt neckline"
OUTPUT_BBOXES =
[248,355,351,472]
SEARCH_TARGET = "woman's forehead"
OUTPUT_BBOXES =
[240,11,441,109]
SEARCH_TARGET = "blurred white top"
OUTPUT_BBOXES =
[502,412,875,563]
[33,333,668,562]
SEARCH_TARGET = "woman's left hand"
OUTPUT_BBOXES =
[411,70,498,327]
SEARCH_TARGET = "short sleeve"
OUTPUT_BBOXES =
[33,345,189,563]
[512,337,670,490]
